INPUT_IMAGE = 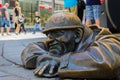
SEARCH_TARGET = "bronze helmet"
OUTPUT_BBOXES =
[43,12,83,33]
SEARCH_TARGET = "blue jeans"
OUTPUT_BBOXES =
[86,5,101,20]
[33,23,42,33]
[1,17,11,27]
[0,17,2,27]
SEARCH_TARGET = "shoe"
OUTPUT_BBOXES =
[32,32,35,34]
[25,31,26,34]
[1,34,4,36]
[15,32,19,35]
[7,33,11,36]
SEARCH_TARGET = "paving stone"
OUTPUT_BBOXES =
[0,57,13,66]
[0,71,11,77]
[0,76,28,80]
[0,33,55,80]
[0,42,4,56]
[0,66,55,80]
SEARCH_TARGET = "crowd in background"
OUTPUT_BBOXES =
[0,1,43,36]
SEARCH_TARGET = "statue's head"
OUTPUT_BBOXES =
[43,12,84,56]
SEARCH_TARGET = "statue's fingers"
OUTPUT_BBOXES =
[49,65,55,74]
[38,62,49,76]
[33,65,43,75]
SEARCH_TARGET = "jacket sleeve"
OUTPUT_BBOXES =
[58,35,120,79]
[21,42,48,69]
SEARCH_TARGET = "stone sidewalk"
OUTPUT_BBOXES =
[0,32,120,80]
[0,32,55,80]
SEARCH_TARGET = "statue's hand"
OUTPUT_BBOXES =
[22,43,48,69]
[33,54,60,77]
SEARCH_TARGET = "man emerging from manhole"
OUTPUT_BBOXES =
[21,12,120,80]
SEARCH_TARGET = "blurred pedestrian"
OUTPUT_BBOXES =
[19,14,26,34]
[85,0,101,26]
[77,0,85,21]
[64,0,78,15]
[64,0,85,22]
[0,3,11,36]
[0,8,2,27]
[12,1,22,34]
[33,11,42,34]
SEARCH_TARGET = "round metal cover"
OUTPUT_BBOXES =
[105,0,120,33]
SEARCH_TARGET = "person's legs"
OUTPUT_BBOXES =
[15,22,17,30]
[93,5,101,26]
[15,24,21,35]
[85,6,93,26]
[77,0,85,21]
[22,23,26,33]
[0,17,1,27]
[1,27,4,36]
[6,20,11,35]
[38,23,42,32]
[78,8,84,21]
[33,23,37,34]
[19,24,22,33]
[1,18,5,36]
[95,19,100,26]
[86,19,91,26]
[14,17,19,33]
[6,27,10,35]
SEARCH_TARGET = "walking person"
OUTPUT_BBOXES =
[0,3,11,36]
[19,14,26,34]
[64,0,78,15]
[12,1,21,34]
[85,0,101,26]
[77,0,85,21]
[0,9,2,27]
[33,11,42,34]
[64,0,85,22]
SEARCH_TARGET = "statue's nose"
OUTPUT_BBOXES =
[47,34,53,39]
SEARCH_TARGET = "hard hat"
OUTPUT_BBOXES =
[43,12,83,33]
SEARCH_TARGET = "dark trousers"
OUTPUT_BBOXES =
[15,22,26,33]
[19,23,26,33]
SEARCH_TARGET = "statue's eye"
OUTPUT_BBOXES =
[46,30,65,39]
[53,30,64,37]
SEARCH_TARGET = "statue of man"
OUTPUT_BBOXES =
[21,12,120,80]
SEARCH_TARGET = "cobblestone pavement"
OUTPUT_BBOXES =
[0,32,56,80]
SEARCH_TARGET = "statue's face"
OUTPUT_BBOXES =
[46,29,76,57]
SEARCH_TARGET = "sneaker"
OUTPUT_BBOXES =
[25,31,26,34]
[7,33,11,36]
[32,32,35,34]
[1,34,4,36]
[15,32,19,35]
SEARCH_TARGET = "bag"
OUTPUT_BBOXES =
[78,0,86,9]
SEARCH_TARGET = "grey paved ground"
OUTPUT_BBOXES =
[0,32,120,80]
[0,32,56,80]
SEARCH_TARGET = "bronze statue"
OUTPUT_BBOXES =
[21,12,120,80]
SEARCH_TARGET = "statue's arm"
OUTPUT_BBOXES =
[21,42,48,69]
[58,35,120,79]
